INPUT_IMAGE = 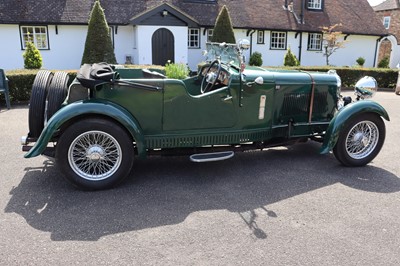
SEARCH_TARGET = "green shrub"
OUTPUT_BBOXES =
[284,48,300,66]
[249,52,263,66]
[356,57,365,67]
[23,42,43,69]
[378,57,389,68]
[165,62,189,79]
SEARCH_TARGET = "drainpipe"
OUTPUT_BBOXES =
[300,0,305,24]
[298,32,303,63]
[246,29,256,56]
[374,36,384,67]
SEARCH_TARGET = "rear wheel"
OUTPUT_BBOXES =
[28,70,53,138]
[56,118,134,190]
[333,113,385,166]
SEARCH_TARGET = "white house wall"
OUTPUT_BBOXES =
[0,24,383,70]
[113,25,135,65]
[300,34,379,68]
[247,32,379,68]
[44,25,86,70]
[0,24,25,70]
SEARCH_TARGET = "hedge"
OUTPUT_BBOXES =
[2,65,166,103]
[3,69,77,103]
[2,66,397,103]
[284,66,398,89]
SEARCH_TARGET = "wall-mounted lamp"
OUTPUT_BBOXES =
[162,10,168,16]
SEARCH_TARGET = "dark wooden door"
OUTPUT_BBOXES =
[152,28,174,66]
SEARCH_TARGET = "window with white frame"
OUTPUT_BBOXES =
[307,0,323,10]
[383,16,391,29]
[188,28,200,48]
[270,31,286,49]
[308,33,322,51]
[20,26,49,49]
[257,30,265,44]
[207,29,214,42]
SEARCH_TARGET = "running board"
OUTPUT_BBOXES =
[190,151,234,163]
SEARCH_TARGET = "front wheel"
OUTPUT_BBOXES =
[56,118,134,190]
[333,113,385,166]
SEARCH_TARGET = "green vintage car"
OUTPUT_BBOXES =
[22,41,389,190]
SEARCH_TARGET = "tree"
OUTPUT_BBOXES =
[23,42,43,69]
[284,47,300,66]
[210,5,236,44]
[81,0,116,65]
[321,24,346,66]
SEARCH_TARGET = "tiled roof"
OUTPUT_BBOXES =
[373,0,400,11]
[0,0,386,36]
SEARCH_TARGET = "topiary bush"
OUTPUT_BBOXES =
[81,0,116,65]
[284,48,300,66]
[210,5,236,44]
[356,57,365,67]
[249,52,263,66]
[23,42,43,69]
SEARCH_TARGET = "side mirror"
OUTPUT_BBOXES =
[355,76,378,99]
[254,76,264,85]
[246,76,264,87]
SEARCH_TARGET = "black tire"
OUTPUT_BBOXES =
[55,118,134,190]
[333,113,385,166]
[47,71,69,120]
[28,70,54,138]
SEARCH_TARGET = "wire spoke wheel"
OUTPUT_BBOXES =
[333,114,385,167]
[68,131,122,181]
[56,118,134,190]
[345,121,379,160]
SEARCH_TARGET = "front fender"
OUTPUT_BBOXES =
[25,99,147,159]
[320,100,389,154]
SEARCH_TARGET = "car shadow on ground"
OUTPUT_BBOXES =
[5,142,400,241]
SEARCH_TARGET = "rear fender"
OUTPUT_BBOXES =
[25,99,146,159]
[320,100,389,154]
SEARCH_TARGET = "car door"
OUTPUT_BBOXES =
[162,80,238,131]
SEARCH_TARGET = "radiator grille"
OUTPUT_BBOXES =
[282,91,328,116]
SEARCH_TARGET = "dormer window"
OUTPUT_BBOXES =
[383,16,391,29]
[307,0,323,10]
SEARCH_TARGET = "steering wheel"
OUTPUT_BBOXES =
[201,60,221,93]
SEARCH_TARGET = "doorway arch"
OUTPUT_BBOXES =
[377,35,398,68]
[152,28,175,66]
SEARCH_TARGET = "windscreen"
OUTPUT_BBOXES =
[205,42,240,66]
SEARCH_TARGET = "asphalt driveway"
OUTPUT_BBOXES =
[0,92,399,265]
